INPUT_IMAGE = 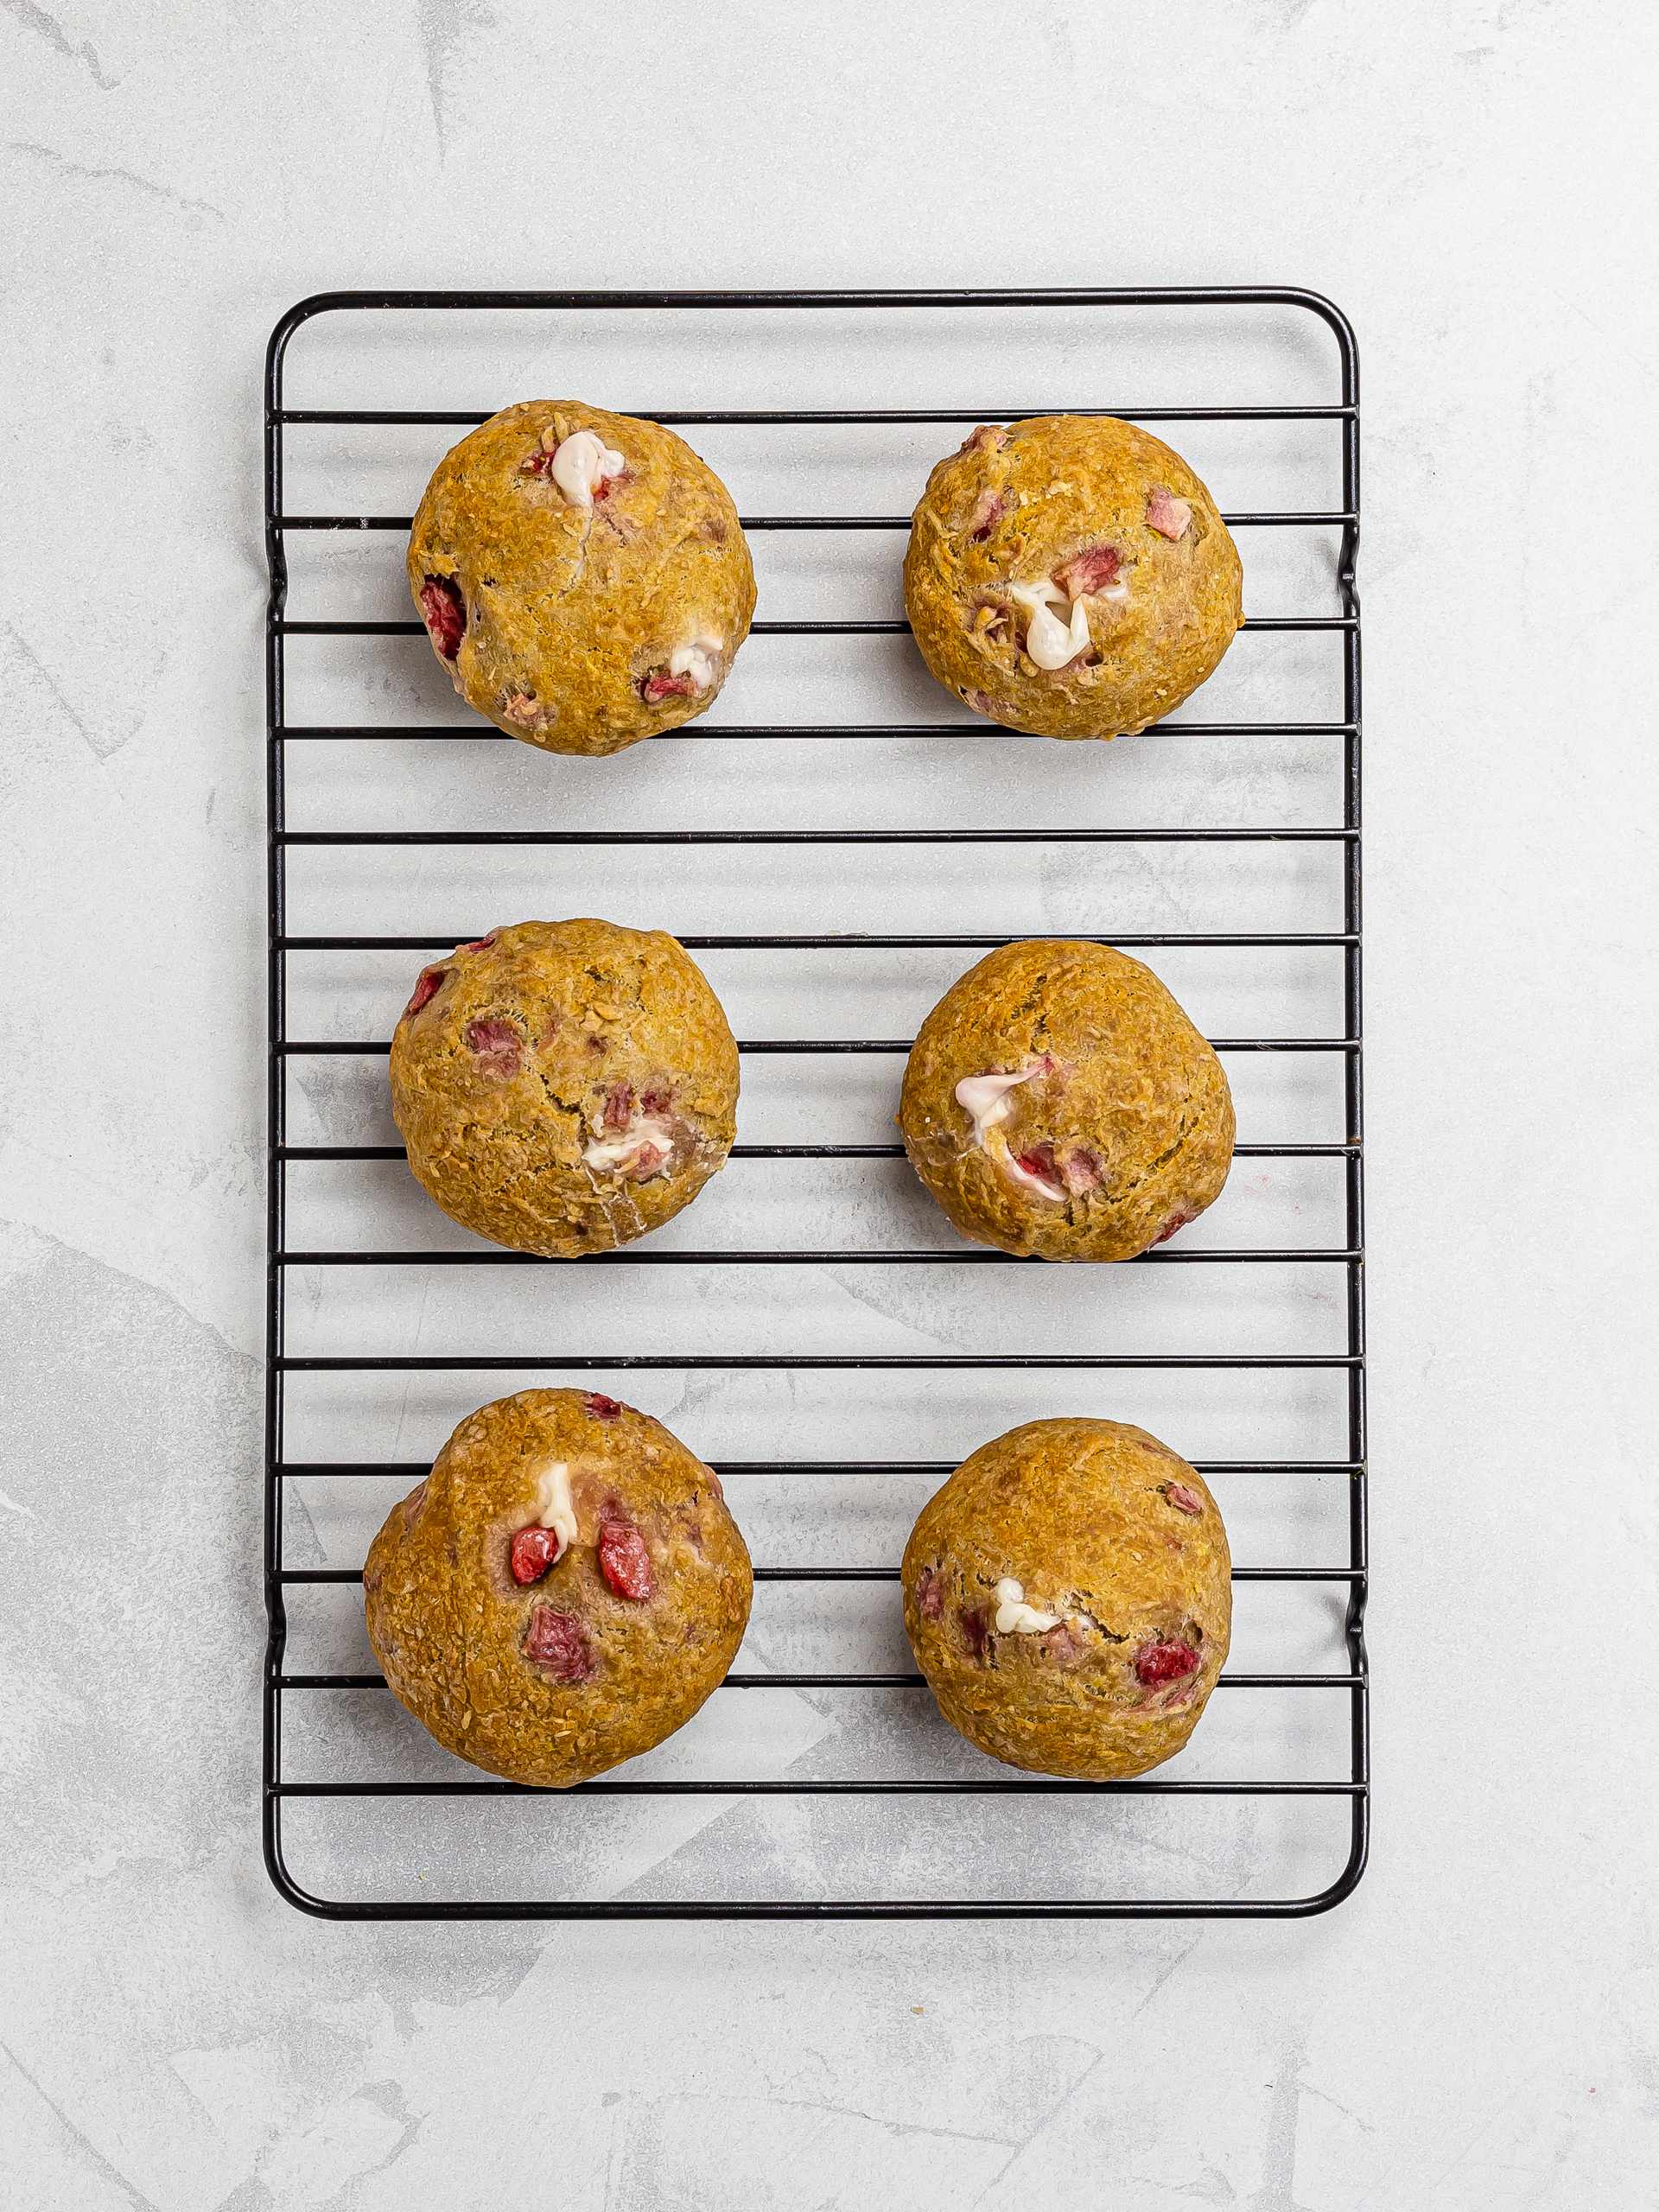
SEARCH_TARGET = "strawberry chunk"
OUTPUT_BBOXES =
[523,1606,594,1680]
[1163,1482,1204,1516]
[603,1081,633,1132]
[1146,487,1192,543]
[1059,1147,1103,1195]
[1056,544,1122,598]
[1135,1639,1198,1688]
[599,1519,654,1601]
[641,670,697,702]
[510,1526,563,1585]
[583,1393,624,1421]
[418,575,465,660]
[968,489,1007,543]
[464,1017,524,1080]
[404,968,445,1018]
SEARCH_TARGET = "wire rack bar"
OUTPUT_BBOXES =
[279,1142,1360,1161]
[276,1460,1363,1478]
[276,1563,1361,1586]
[264,284,1366,1923]
[276,720,1357,741]
[280,510,1356,531]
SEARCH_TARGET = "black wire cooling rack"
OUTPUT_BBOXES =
[264,287,1366,1921]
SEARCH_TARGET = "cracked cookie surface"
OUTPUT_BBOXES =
[390,918,739,1256]
[903,414,1242,740]
[408,401,755,755]
[897,938,1234,1262]
[365,1389,752,1789]
[902,1417,1231,1780]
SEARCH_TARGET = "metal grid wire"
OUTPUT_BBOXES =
[264,288,1366,1920]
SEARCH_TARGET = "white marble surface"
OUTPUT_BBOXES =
[3,1,1658,2203]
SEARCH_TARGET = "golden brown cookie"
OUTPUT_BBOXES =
[409,401,756,755]
[365,1389,752,1788]
[898,939,1234,1262]
[903,416,1243,739]
[902,1418,1230,1779]
[390,918,739,1257]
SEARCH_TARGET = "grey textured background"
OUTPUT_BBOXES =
[3,2,1657,2204]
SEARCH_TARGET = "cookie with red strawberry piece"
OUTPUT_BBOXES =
[904,415,1242,740]
[902,1417,1230,1780]
[390,918,738,1256]
[898,939,1233,1262]
[364,1389,751,1789]
[409,402,754,755]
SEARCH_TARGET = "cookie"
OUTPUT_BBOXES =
[390,918,739,1257]
[897,939,1234,1262]
[409,402,755,755]
[365,1389,752,1789]
[902,1417,1231,1780]
[903,416,1243,739]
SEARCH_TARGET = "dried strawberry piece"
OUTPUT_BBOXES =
[464,1016,524,1079]
[639,1084,673,1116]
[1056,544,1122,598]
[523,1606,594,1680]
[641,670,697,702]
[629,1141,667,1179]
[603,1081,633,1132]
[957,1604,990,1660]
[915,1567,944,1621]
[959,425,1009,454]
[1163,1482,1204,1516]
[418,575,465,660]
[1015,1141,1059,1183]
[583,1393,624,1421]
[404,968,445,1018]
[461,932,498,954]
[1135,1639,1199,1688]
[1152,1205,1197,1246]
[599,1519,654,1601]
[591,469,632,503]
[1146,487,1192,543]
[510,1525,563,1585]
[518,448,555,479]
[968,489,1007,543]
[1059,1147,1103,1196]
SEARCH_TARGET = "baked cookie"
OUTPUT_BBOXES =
[902,1417,1230,1779]
[898,939,1234,1262]
[903,416,1243,739]
[390,918,739,1256]
[409,401,755,755]
[365,1389,752,1788]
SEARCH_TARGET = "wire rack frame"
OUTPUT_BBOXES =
[263,287,1366,1922]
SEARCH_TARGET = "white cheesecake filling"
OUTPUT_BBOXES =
[549,429,626,508]
[1010,579,1091,671]
[667,633,724,690]
[954,1063,1065,1203]
[993,1576,1061,1634]
[955,1066,1040,1144]
[582,1112,678,1179]
[524,1458,578,1554]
